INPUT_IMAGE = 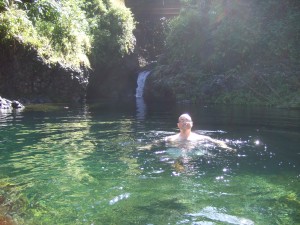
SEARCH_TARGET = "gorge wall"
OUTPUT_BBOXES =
[0,0,179,104]
[0,40,89,104]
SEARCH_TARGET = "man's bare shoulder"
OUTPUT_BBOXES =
[164,133,210,142]
[188,132,211,141]
[164,132,235,151]
[164,134,180,142]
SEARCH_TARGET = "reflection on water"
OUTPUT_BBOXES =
[0,104,299,224]
[109,193,130,205]
[187,206,255,225]
[136,96,146,120]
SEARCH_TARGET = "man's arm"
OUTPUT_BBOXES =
[202,135,235,151]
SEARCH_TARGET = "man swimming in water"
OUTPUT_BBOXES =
[165,113,233,150]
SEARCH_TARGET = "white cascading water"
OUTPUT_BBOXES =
[135,71,150,120]
[135,71,150,97]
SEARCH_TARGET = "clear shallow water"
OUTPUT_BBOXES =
[0,103,299,225]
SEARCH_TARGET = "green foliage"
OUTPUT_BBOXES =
[149,0,300,106]
[23,0,92,67]
[91,3,136,66]
[257,1,300,62]
[0,0,9,11]
[165,1,263,71]
[26,0,61,23]
[0,0,136,69]
[0,6,42,47]
[0,0,22,11]
[165,9,206,67]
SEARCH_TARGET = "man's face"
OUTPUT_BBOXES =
[178,116,193,130]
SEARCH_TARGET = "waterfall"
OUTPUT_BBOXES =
[135,71,150,98]
[135,71,150,120]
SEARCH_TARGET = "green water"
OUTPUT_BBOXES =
[0,103,299,225]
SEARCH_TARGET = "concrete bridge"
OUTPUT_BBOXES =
[125,0,181,17]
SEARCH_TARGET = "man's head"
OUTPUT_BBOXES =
[177,114,193,131]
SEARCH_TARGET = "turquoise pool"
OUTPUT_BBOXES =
[0,103,299,224]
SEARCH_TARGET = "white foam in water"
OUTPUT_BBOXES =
[177,220,214,225]
[187,207,255,225]
[109,193,130,205]
[195,130,227,134]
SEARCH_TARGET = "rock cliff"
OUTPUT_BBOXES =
[0,40,89,104]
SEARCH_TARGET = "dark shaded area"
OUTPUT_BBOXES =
[0,40,89,104]
[86,53,139,102]
[126,0,180,61]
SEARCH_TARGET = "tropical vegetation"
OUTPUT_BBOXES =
[0,0,135,69]
[147,0,300,107]
[0,0,299,107]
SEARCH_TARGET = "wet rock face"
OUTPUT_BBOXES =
[0,41,89,104]
[86,53,139,101]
